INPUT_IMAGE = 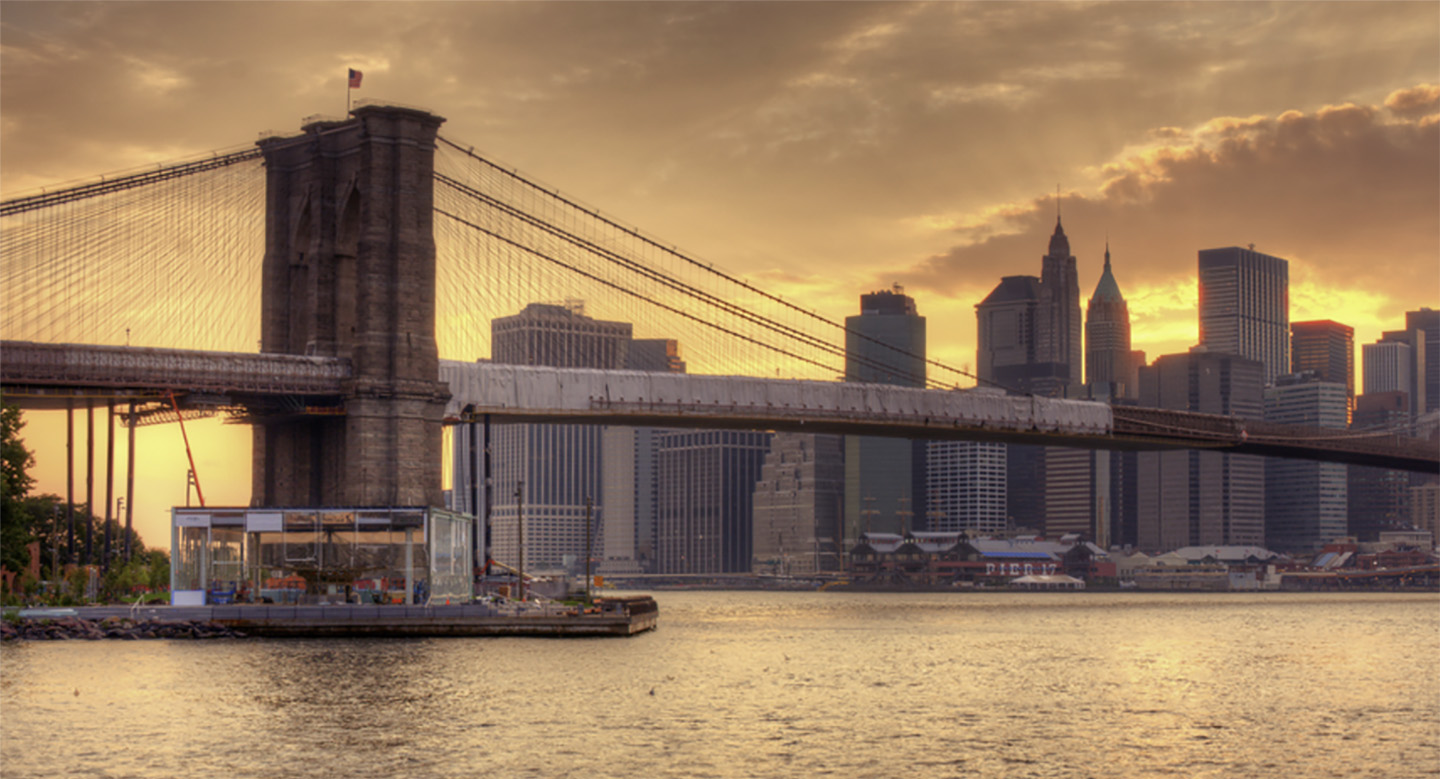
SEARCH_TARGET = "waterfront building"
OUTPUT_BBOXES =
[483,302,630,573]
[1412,482,1440,543]
[655,430,771,574]
[1264,373,1349,554]
[1198,246,1290,386]
[844,286,926,544]
[751,433,844,575]
[1291,320,1354,417]
[1136,349,1266,552]
[847,532,1114,586]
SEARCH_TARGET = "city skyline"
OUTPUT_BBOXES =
[2,2,1436,550]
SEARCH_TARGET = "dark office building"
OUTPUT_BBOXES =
[1348,391,1417,541]
[655,430,771,574]
[1198,246,1290,386]
[1407,308,1439,414]
[844,286,926,544]
[1291,320,1354,417]
[1136,349,1266,551]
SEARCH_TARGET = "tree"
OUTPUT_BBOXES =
[1,401,37,574]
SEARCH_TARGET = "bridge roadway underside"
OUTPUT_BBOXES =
[442,363,1439,474]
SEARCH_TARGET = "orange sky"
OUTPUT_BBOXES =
[3,2,1437,551]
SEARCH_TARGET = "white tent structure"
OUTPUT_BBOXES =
[1010,573,1086,590]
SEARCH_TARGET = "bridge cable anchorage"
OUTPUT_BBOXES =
[434,135,1013,393]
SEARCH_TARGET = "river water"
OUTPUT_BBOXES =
[2,591,1437,778]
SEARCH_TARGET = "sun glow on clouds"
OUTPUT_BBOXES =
[1124,278,1200,358]
[124,56,189,95]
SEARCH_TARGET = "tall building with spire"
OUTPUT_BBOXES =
[1038,215,1083,389]
[1084,242,1143,399]
[975,214,1083,397]
[975,211,1084,535]
[1046,242,1145,547]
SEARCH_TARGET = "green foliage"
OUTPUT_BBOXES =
[1,401,37,574]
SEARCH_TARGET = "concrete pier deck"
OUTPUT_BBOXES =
[23,597,659,638]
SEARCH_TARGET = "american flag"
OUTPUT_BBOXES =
[348,69,363,89]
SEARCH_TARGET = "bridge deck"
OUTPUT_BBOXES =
[442,362,1439,473]
[1,340,350,407]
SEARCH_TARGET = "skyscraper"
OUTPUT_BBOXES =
[655,430,770,574]
[486,302,631,573]
[976,217,1085,396]
[752,433,844,574]
[1136,349,1266,551]
[1370,314,1430,419]
[1291,320,1353,416]
[1348,391,1417,541]
[926,389,1008,536]
[976,217,1086,535]
[1406,308,1439,414]
[1084,242,1143,399]
[599,338,687,575]
[1264,373,1349,554]
[1198,246,1290,386]
[1363,339,1420,419]
[1038,216,1083,387]
[844,286,926,544]
[976,275,1043,390]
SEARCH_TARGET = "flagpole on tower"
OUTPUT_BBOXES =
[347,68,363,115]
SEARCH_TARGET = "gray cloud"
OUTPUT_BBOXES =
[895,94,1439,332]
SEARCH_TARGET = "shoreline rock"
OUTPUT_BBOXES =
[1,617,247,642]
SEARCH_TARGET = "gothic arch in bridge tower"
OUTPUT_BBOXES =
[253,105,450,510]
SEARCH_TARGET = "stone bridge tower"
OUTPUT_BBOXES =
[253,105,449,508]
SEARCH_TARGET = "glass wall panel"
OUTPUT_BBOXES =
[209,527,245,601]
[174,526,207,591]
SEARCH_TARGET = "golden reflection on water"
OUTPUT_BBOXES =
[2,592,1437,779]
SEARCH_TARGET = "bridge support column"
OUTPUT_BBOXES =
[253,104,449,509]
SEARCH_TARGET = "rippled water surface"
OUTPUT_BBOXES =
[3,591,1437,778]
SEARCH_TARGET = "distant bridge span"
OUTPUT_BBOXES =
[1,343,1432,474]
[442,362,1439,474]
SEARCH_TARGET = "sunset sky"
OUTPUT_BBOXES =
[3,1,1437,552]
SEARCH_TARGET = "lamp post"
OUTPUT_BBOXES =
[186,469,195,507]
[584,496,594,605]
[51,505,61,595]
[114,498,125,568]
